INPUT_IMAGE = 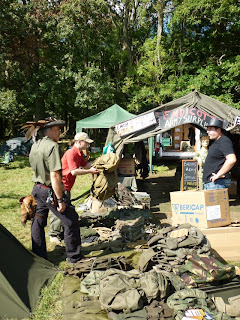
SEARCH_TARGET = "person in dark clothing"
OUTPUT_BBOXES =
[203,118,236,190]
[29,118,82,263]
[133,141,149,179]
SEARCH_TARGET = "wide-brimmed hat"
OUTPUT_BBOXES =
[20,117,65,140]
[206,118,223,129]
[74,132,93,143]
[43,117,65,129]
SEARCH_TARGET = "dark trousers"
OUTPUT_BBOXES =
[31,184,81,263]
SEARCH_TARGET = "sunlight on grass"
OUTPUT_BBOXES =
[0,156,93,320]
[31,273,64,320]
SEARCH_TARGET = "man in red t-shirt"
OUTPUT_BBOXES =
[49,132,98,244]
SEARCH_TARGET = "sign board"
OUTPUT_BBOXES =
[155,107,222,131]
[182,160,198,190]
[234,116,240,126]
[115,112,157,137]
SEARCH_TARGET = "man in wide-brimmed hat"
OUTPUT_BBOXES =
[28,117,82,263]
[203,118,236,190]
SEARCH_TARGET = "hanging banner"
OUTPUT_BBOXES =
[116,111,157,137]
[234,116,240,126]
[155,107,218,130]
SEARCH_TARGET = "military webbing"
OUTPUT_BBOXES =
[65,255,131,278]
[167,288,232,320]
[139,224,212,274]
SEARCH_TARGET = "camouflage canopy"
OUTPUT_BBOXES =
[106,91,240,156]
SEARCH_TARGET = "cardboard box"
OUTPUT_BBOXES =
[118,158,135,176]
[200,226,240,261]
[170,189,231,228]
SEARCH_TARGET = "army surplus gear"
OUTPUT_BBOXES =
[99,269,169,313]
[115,183,141,207]
[115,216,145,242]
[65,255,131,278]
[91,153,120,200]
[81,270,105,296]
[109,309,148,319]
[213,295,240,317]
[139,270,169,302]
[98,269,143,313]
[145,300,173,320]
[174,253,236,287]
[80,268,169,313]
[167,288,231,320]
[138,224,211,273]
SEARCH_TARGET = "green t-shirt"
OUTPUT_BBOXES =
[29,136,62,186]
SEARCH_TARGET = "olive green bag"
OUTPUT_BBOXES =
[99,269,169,313]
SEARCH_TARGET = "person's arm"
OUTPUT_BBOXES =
[210,154,236,182]
[70,163,98,176]
[50,171,66,213]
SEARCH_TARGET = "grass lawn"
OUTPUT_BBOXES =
[0,156,92,320]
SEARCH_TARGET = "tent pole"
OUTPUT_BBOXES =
[148,137,153,173]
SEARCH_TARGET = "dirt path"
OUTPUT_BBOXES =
[137,169,175,226]
[136,169,240,225]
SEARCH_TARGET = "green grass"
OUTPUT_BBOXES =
[0,156,93,320]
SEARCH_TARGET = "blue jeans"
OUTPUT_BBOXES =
[204,178,231,190]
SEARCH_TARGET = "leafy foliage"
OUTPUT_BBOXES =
[0,0,239,136]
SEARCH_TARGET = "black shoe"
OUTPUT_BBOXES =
[66,254,85,266]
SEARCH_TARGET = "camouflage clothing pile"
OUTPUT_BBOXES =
[138,224,236,289]
[174,253,236,287]
[138,224,211,273]
[77,208,152,254]
[62,222,239,320]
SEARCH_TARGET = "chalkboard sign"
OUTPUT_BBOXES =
[182,160,198,191]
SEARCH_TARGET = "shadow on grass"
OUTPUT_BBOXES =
[2,156,31,170]
[0,192,26,200]
[137,175,176,206]
[48,246,67,266]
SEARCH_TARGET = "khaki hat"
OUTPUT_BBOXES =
[74,132,94,143]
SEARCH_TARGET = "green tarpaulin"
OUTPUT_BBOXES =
[0,224,58,319]
[76,104,135,133]
[106,91,240,156]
